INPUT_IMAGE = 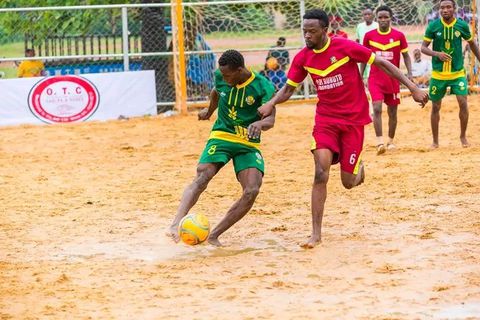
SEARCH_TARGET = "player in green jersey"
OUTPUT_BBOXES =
[167,50,276,246]
[421,0,480,148]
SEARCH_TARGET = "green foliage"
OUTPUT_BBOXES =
[0,0,140,45]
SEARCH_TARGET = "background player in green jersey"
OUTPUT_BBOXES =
[167,50,276,246]
[421,0,480,148]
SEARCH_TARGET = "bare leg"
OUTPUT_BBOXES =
[166,163,220,242]
[372,101,386,155]
[387,105,398,142]
[431,100,442,148]
[301,149,333,249]
[457,95,470,147]
[340,161,365,190]
[372,101,383,138]
[208,168,263,247]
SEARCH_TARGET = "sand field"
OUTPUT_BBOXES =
[1,95,479,319]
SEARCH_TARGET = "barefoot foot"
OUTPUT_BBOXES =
[430,142,439,149]
[461,137,470,148]
[300,235,321,249]
[376,144,386,155]
[208,236,223,247]
[166,225,180,243]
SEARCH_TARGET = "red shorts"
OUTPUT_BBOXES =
[368,79,400,106]
[311,122,364,174]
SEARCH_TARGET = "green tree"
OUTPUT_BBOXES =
[0,0,139,44]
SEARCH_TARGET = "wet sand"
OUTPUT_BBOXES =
[1,95,479,319]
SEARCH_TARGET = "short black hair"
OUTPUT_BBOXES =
[218,49,245,69]
[376,5,393,17]
[303,9,329,28]
[25,48,35,54]
[440,0,456,7]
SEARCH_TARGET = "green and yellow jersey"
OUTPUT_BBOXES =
[424,17,472,80]
[210,69,274,148]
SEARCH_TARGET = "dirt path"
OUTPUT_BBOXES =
[1,95,479,319]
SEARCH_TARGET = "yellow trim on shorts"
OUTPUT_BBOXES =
[423,36,432,42]
[353,151,363,175]
[310,137,317,150]
[209,131,260,149]
[401,48,409,53]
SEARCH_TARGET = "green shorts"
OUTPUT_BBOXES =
[429,76,468,102]
[199,139,264,175]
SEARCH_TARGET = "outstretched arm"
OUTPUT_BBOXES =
[402,51,413,80]
[372,56,429,106]
[257,84,296,118]
[198,88,219,120]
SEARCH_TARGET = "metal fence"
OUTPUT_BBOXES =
[0,0,479,113]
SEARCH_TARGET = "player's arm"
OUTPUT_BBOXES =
[467,39,480,63]
[248,107,276,140]
[359,33,371,80]
[421,40,451,62]
[402,51,413,80]
[359,63,366,79]
[198,88,219,120]
[257,84,296,118]
[372,56,428,107]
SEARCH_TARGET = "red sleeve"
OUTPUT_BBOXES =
[400,32,408,52]
[286,50,308,87]
[362,32,370,48]
[347,40,375,64]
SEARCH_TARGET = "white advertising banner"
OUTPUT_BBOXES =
[0,70,157,126]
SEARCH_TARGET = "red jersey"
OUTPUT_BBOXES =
[287,37,375,125]
[328,30,348,39]
[363,28,408,93]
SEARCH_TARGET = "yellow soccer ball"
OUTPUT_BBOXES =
[178,213,210,245]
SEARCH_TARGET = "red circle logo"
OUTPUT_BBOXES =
[28,75,99,123]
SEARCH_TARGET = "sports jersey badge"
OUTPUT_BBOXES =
[455,31,461,38]
[330,56,337,63]
[228,106,237,120]
[245,96,255,105]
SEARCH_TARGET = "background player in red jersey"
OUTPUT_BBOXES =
[362,5,413,154]
[258,9,428,249]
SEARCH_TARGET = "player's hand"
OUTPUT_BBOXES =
[198,108,210,120]
[436,52,452,62]
[257,101,274,118]
[247,121,263,140]
[412,88,429,108]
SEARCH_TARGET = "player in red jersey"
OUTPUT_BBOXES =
[258,9,428,248]
[362,5,413,154]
